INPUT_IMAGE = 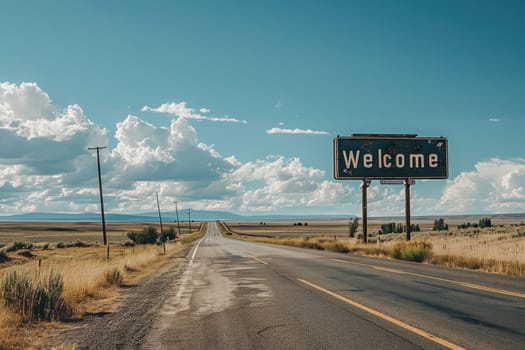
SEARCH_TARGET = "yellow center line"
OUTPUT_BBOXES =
[248,255,269,265]
[331,258,525,299]
[297,278,466,350]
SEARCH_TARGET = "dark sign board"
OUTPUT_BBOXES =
[334,136,448,179]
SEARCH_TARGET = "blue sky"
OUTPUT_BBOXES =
[0,0,524,216]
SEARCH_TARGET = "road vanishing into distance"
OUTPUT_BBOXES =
[143,223,525,350]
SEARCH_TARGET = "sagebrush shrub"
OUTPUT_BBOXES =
[127,226,158,244]
[66,240,92,248]
[159,227,176,243]
[3,241,33,253]
[390,241,433,262]
[104,268,123,286]
[0,268,72,322]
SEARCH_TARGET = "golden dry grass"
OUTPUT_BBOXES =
[0,222,207,350]
[222,219,525,276]
[421,226,525,263]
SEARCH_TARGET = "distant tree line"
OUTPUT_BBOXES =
[379,222,420,234]
[432,218,448,231]
[127,226,176,245]
[458,217,492,230]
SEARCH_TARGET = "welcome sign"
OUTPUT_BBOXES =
[334,135,448,179]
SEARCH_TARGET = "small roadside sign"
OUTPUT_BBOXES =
[380,179,416,185]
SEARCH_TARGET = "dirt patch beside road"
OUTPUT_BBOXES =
[55,243,195,349]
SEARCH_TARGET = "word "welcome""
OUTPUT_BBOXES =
[342,150,440,170]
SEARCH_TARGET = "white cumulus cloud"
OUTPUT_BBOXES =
[438,158,525,213]
[266,127,329,135]
[142,102,247,124]
[228,156,354,212]
[0,82,107,176]
[108,114,235,190]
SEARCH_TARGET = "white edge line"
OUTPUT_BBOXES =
[189,237,204,267]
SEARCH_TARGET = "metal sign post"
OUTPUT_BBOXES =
[405,178,411,241]
[361,179,370,243]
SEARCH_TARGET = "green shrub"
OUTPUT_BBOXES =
[479,217,492,228]
[159,227,176,243]
[104,268,123,286]
[0,251,9,263]
[3,241,33,253]
[17,249,33,258]
[127,226,158,244]
[349,218,359,237]
[66,240,92,248]
[390,241,433,262]
[0,268,72,322]
[432,218,448,231]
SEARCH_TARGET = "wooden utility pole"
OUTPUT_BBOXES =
[88,146,108,247]
[174,201,181,236]
[188,208,192,234]
[156,192,164,233]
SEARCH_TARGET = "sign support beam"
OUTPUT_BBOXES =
[361,179,370,244]
[405,178,411,241]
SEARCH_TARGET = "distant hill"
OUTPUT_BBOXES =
[0,210,351,222]
[139,210,247,222]
[2,211,521,222]
[0,212,156,222]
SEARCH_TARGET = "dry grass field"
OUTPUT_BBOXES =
[222,216,525,276]
[0,221,206,350]
[0,221,199,245]
[221,217,440,238]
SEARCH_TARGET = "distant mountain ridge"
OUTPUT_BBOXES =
[0,210,350,222]
[0,212,156,222]
[1,211,522,222]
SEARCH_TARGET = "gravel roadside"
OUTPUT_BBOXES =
[55,243,195,350]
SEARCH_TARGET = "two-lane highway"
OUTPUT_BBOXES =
[143,223,525,349]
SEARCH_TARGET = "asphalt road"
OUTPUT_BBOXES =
[143,223,525,350]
